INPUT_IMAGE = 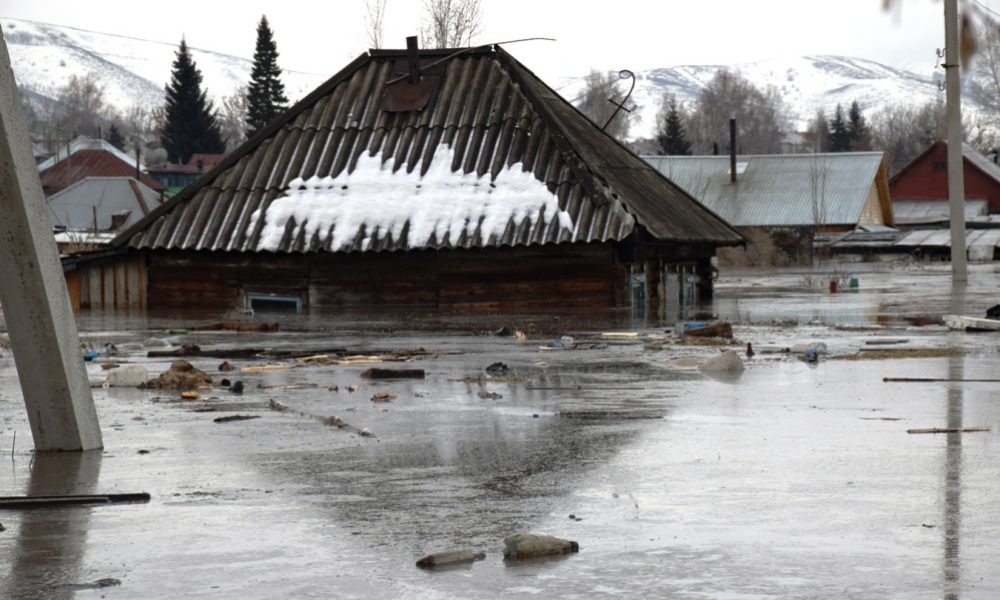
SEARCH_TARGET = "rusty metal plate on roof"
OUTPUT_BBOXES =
[381,59,443,112]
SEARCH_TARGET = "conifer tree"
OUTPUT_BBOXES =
[161,38,226,164]
[245,16,288,137]
[106,123,125,151]
[828,104,851,152]
[656,95,692,155]
[847,100,871,151]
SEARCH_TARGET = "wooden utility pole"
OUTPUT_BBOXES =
[0,27,102,451]
[944,0,968,281]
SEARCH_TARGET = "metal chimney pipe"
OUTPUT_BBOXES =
[729,117,737,184]
[406,36,420,83]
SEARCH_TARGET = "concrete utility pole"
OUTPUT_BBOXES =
[944,0,969,281]
[0,28,102,451]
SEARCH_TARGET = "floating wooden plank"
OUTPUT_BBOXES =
[189,322,279,332]
[241,363,290,372]
[906,427,991,434]
[0,493,150,509]
[360,368,425,379]
[258,383,319,390]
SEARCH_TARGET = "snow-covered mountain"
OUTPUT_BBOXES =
[2,18,327,116]
[553,55,955,141]
[3,17,966,143]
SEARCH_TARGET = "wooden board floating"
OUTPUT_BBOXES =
[906,427,991,434]
[0,493,151,509]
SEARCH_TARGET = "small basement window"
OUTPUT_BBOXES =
[246,293,302,313]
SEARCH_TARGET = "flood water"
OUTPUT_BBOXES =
[1,263,1000,598]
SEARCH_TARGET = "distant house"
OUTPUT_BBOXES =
[890,141,1000,214]
[63,44,742,314]
[147,153,226,197]
[38,138,164,197]
[36,136,139,173]
[48,176,162,253]
[644,152,892,265]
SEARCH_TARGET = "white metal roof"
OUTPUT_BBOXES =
[643,152,886,227]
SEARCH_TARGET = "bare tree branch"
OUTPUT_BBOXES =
[420,0,482,48]
[365,0,388,49]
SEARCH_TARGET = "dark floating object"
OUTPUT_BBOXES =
[0,493,150,509]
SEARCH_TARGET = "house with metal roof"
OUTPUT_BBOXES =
[889,140,1000,214]
[644,152,892,265]
[64,43,742,314]
[48,177,162,254]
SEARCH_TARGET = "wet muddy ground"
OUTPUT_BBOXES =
[1,262,999,599]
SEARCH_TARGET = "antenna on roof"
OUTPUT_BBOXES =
[601,70,635,133]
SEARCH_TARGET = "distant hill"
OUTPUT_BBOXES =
[553,55,962,142]
[4,17,974,145]
[2,18,326,117]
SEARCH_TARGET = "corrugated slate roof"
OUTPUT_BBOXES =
[48,177,161,231]
[644,152,886,227]
[116,46,741,254]
[39,149,165,194]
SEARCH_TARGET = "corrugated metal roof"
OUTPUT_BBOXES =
[643,152,886,227]
[893,199,988,225]
[117,46,741,254]
[39,149,165,194]
[48,177,161,231]
[894,228,1000,248]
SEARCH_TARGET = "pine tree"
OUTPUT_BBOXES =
[656,95,692,155]
[106,123,126,151]
[245,16,288,137]
[847,100,871,151]
[161,38,226,164]
[828,104,850,152]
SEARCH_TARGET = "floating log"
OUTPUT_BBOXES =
[213,415,261,423]
[416,549,486,568]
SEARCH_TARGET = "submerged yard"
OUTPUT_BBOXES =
[1,262,999,599]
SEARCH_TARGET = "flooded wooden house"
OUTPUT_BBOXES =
[64,44,742,314]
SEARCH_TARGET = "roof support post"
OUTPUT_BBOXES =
[0,27,102,451]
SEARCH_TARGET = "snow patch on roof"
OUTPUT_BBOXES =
[251,145,574,252]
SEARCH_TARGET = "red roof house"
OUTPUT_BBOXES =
[39,149,165,196]
[889,141,1000,213]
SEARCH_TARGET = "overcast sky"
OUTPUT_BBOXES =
[2,0,999,81]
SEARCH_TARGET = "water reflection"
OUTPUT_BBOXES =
[943,283,965,600]
[4,451,102,600]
